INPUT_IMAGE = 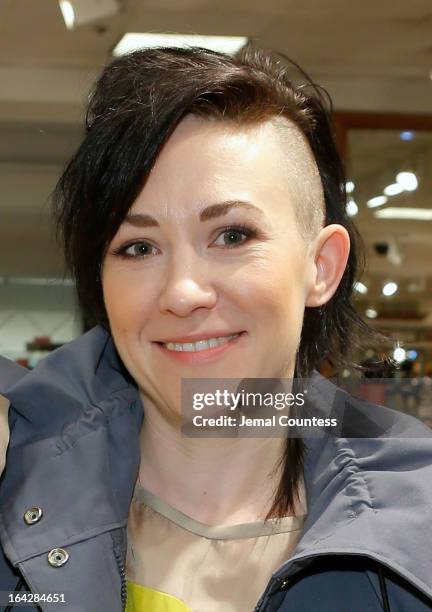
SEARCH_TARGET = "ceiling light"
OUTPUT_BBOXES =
[374,208,432,221]
[396,171,418,191]
[383,183,403,196]
[400,131,414,141]
[382,281,398,297]
[393,346,406,363]
[346,199,358,217]
[354,281,368,294]
[367,195,388,208]
[387,240,402,266]
[113,33,248,57]
[59,0,75,29]
[59,0,119,29]
[346,181,355,193]
[365,308,377,319]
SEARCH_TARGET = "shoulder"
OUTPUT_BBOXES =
[304,372,432,505]
[298,374,432,604]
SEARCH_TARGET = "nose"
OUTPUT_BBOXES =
[158,253,217,318]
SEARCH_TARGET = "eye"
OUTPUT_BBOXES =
[212,225,257,248]
[113,240,159,259]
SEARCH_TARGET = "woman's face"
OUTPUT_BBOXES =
[102,115,328,414]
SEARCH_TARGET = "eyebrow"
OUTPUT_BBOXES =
[124,200,264,228]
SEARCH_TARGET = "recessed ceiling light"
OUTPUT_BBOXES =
[393,346,406,363]
[354,281,368,294]
[396,171,418,191]
[400,131,414,141]
[383,183,404,196]
[367,195,388,208]
[113,33,248,56]
[374,208,432,221]
[365,307,377,319]
[346,200,358,217]
[382,281,398,296]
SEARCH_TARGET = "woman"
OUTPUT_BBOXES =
[1,46,432,612]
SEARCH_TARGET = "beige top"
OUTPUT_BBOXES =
[126,483,306,612]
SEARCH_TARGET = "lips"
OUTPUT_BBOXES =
[154,331,245,363]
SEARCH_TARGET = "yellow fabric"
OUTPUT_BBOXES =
[126,581,191,612]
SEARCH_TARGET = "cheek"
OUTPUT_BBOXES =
[102,267,156,335]
[237,248,307,320]
[240,256,308,368]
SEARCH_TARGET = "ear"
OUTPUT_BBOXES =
[305,224,351,308]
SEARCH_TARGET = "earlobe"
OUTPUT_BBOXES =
[305,224,350,308]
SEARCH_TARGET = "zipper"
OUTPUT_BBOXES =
[113,547,127,612]
[253,575,290,612]
[378,565,391,612]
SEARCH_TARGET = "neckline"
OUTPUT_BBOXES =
[132,483,306,541]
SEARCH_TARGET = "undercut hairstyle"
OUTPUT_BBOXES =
[53,45,389,519]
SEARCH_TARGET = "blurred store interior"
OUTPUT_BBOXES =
[0,0,431,419]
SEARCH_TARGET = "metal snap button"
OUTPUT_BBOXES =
[47,548,69,567]
[23,506,43,525]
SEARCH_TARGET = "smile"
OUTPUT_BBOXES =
[155,331,245,365]
[164,334,240,352]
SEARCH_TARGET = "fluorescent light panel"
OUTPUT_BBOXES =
[113,33,248,56]
[59,0,75,29]
[7,277,75,287]
[383,183,403,196]
[59,0,119,29]
[374,208,432,221]
[367,195,388,208]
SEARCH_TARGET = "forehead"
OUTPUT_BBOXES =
[129,114,322,226]
[150,113,311,175]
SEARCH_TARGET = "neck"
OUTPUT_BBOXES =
[138,396,288,525]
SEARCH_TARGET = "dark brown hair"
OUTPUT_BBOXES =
[53,45,387,519]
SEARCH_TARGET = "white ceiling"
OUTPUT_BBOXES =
[0,0,431,122]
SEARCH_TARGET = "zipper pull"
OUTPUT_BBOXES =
[254,576,290,611]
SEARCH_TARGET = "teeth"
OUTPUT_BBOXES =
[164,334,240,352]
